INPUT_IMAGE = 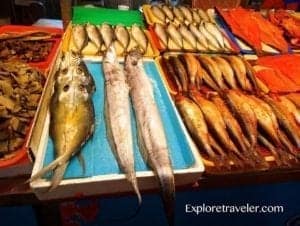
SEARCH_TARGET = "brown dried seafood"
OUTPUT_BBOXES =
[0,62,45,158]
[0,39,53,63]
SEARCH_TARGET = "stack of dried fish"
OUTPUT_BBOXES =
[176,90,300,172]
[149,5,216,25]
[161,54,268,94]
[153,21,233,52]
[71,23,150,55]
[0,62,45,159]
[161,54,300,172]
[0,30,57,63]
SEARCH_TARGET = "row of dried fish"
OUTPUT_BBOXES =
[30,48,175,226]
[149,4,216,25]
[72,23,149,55]
[104,47,175,225]
[0,30,60,41]
[161,54,268,94]
[154,22,233,52]
[0,62,45,158]
[176,89,300,172]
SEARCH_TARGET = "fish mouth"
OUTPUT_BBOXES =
[104,45,117,63]
[127,49,142,58]
[126,49,142,65]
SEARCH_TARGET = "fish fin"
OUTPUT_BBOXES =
[243,58,259,93]
[76,152,86,175]
[279,130,300,158]
[226,151,244,169]
[27,154,67,183]
[49,161,68,191]
[258,134,283,166]
[156,164,175,226]
[209,136,231,171]
[229,141,256,168]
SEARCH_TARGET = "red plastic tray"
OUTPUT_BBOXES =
[0,122,32,168]
[0,25,61,168]
[0,25,62,74]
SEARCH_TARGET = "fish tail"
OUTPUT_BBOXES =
[237,137,258,166]
[156,165,175,226]
[227,151,244,169]
[208,137,231,170]
[127,172,142,206]
[258,134,283,167]
[27,154,67,184]
[278,130,299,158]
[49,161,68,191]
[252,150,269,169]
[230,144,256,168]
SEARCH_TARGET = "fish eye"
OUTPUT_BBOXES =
[76,67,83,74]
[61,68,68,74]
[63,84,69,92]
[132,60,137,66]
[79,84,85,91]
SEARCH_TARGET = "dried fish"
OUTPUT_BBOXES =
[115,25,130,52]
[125,50,175,226]
[103,45,141,204]
[72,24,87,53]
[131,25,148,53]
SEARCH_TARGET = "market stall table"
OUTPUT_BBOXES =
[1,169,300,226]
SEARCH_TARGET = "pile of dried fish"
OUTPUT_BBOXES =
[0,40,53,63]
[72,23,150,55]
[0,30,57,63]
[149,5,216,25]
[161,54,268,93]
[161,54,300,172]
[176,90,300,172]
[0,62,45,158]
[29,52,95,190]
[153,22,233,52]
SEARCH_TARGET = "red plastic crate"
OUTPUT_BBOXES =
[0,25,62,74]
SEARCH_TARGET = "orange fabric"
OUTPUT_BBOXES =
[218,7,288,53]
[255,68,300,93]
[258,55,300,86]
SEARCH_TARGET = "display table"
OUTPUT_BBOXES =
[1,169,300,226]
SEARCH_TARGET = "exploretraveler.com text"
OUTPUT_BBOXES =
[185,203,284,215]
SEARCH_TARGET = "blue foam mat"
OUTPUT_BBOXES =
[43,61,195,179]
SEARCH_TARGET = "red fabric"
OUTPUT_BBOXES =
[262,0,285,9]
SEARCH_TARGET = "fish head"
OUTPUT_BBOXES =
[104,44,117,64]
[56,65,91,103]
[125,49,143,67]
[60,51,81,69]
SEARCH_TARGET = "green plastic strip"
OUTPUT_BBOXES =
[72,6,144,27]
